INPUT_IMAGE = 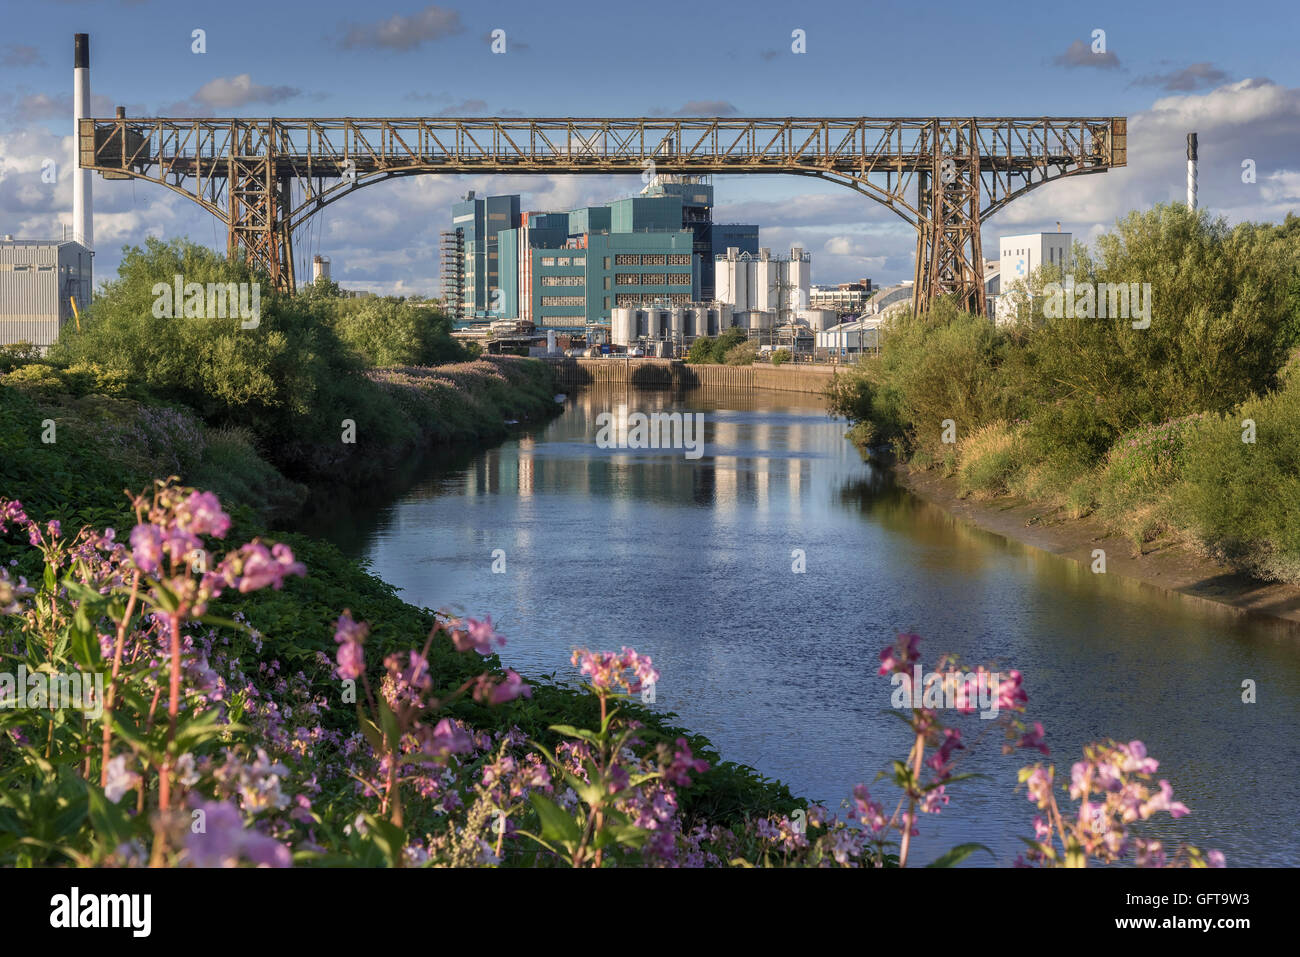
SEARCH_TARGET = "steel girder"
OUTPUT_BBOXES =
[79,116,1126,304]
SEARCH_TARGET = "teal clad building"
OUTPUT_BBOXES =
[448,175,758,333]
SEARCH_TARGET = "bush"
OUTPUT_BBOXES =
[49,238,410,478]
[770,348,791,366]
[328,298,467,367]
[723,341,758,365]
[686,336,714,364]
[1175,365,1300,582]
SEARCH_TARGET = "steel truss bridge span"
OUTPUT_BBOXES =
[80,115,1127,313]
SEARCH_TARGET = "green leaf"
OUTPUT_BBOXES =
[547,724,603,746]
[529,792,581,847]
[926,842,993,868]
[85,783,134,848]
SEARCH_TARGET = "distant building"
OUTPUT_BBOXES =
[994,231,1071,324]
[810,278,873,315]
[444,177,758,332]
[0,238,93,351]
[441,192,521,321]
[497,201,701,331]
[714,246,811,324]
[816,316,882,355]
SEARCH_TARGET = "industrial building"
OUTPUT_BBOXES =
[810,278,874,315]
[0,238,94,350]
[713,245,811,328]
[442,175,758,333]
[440,192,521,321]
[992,231,1072,323]
[816,317,883,356]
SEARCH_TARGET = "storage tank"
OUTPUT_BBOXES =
[788,247,811,309]
[797,307,837,332]
[642,309,661,341]
[668,307,685,343]
[611,307,635,346]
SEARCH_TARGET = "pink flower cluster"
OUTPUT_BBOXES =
[570,646,660,694]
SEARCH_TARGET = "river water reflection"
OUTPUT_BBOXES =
[309,385,1300,866]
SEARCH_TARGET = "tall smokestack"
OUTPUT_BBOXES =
[73,33,92,249]
[1186,132,1198,212]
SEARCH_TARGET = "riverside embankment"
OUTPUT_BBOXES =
[894,464,1300,631]
[544,357,840,393]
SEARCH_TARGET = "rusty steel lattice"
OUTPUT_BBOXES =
[79,115,1127,309]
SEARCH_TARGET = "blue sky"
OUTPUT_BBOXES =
[2,0,1298,293]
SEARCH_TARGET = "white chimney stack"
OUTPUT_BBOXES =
[73,33,92,249]
[1186,132,1198,212]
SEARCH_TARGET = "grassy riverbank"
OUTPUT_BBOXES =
[830,204,1300,586]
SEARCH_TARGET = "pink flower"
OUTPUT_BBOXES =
[659,737,709,786]
[233,542,306,592]
[129,523,165,574]
[333,612,367,681]
[185,800,291,868]
[878,633,921,676]
[423,718,473,758]
[451,615,506,654]
[1017,722,1050,755]
[489,669,531,704]
[184,491,231,538]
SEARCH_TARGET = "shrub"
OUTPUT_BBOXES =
[723,341,758,365]
[328,298,467,367]
[686,336,714,364]
[770,348,791,366]
[1174,366,1300,582]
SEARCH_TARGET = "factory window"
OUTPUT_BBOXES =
[13,265,30,272]
[541,296,584,307]
[640,274,667,285]
[667,254,690,265]
[556,257,571,266]
[604,297,610,309]
[573,257,586,266]
[614,254,639,265]
[489,212,508,221]
[615,273,640,285]
[603,257,610,269]
[541,275,583,286]
[541,257,556,266]
[668,273,691,286]
[603,277,611,290]
[641,254,666,266]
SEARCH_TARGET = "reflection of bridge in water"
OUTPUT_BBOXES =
[82,113,1125,313]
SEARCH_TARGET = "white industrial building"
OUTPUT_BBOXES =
[714,246,811,319]
[816,317,883,355]
[993,231,1071,324]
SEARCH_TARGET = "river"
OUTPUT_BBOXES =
[305,384,1300,866]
